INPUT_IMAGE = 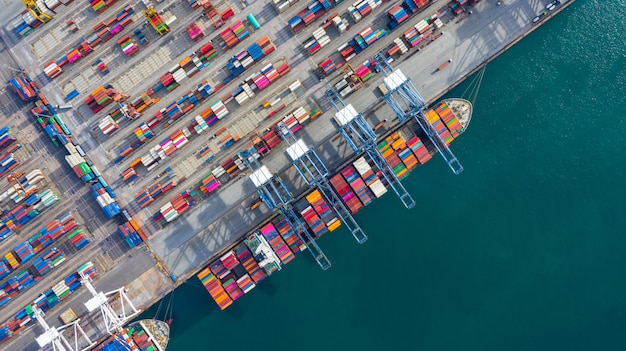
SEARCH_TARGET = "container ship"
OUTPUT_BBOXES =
[93,319,170,351]
[197,98,472,309]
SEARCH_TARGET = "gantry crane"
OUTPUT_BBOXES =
[325,88,415,209]
[33,305,95,351]
[22,0,52,23]
[240,149,331,270]
[143,6,170,36]
[112,91,140,120]
[370,53,463,174]
[7,172,36,197]
[276,122,367,244]
[80,271,141,335]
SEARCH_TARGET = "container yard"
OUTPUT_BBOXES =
[0,0,573,349]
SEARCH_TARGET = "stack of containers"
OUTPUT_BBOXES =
[13,242,35,264]
[435,102,463,137]
[118,222,142,248]
[306,190,341,231]
[95,59,109,74]
[186,22,204,41]
[134,28,149,45]
[200,173,220,193]
[415,19,431,36]
[387,5,409,29]
[403,27,422,47]
[260,223,295,264]
[319,58,336,75]
[263,128,281,149]
[230,20,248,41]
[377,138,407,179]
[329,173,363,214]
[341,165,375,206]
[287,15,304,32]
[425,109,454,145]
[146,11,169,35]
[0,153,19,177]
[98,115,119,135]
[159,72,179,92]
[121,168,139,183]
[4,252,19,270]
[66,153,95,182]
[84,86,116,114]
[13,17,33,38]
[250,72,270,91]
[354,64,373,82]
[235,242,267,284]
[272,215,306,254]
[31,248,65,276]
[359,27,379,47]
[156,193,190,223]
[391,136,419,172]
[90,181,120,218]
[8,74,37,101]
[406,136,431,164]
[211,100,229,120]
[298,201,327,237]
[339,43,356,61]
[197,267,232,310]
[353,156,387,198]
[43,62,62,79]
[0,261,9,280]
[171,66,188,87]
[354,0,373,18]
[135,180,176,207]
[210,252,245,299]
[303,28,331,55]
[198,41,218,62]
[118,35,138,56]
[89,0,119,13]
[67,229,90,250]
[258,36,276,56]
[219,26,237,49]
[130,94,154,114]
[281,111,301,134]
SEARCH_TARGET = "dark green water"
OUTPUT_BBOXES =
[154,1,626,350]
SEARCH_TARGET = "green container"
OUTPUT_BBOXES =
[51,255,64,266]
[67,229,83,239]
[79,162,91,175]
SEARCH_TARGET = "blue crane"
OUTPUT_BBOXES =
[240,149,332,270]
[324,88,415,209]
[276,122,367,244]
[370,53,463,174]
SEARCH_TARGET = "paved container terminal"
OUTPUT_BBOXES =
[0,0,574,349]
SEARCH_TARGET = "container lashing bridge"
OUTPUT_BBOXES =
[370,53,463,174]
[276,122,367,244]
[240,149,332,270]
[324,89,415,209]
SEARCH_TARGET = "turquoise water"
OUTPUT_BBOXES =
[155,1,626,350]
